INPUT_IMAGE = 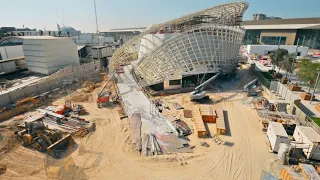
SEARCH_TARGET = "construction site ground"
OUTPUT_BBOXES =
[0,65,277,180]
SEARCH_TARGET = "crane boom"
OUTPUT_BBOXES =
[98,71,116,97]
[194,72,220,93]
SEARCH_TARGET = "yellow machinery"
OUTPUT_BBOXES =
[14,116,75,158]
[17,97,40,110]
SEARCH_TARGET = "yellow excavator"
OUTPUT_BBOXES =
[14,116,75,158]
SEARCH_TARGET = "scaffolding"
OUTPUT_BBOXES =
[109,2,249,86]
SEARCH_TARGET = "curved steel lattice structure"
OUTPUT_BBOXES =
[110,2,249,86]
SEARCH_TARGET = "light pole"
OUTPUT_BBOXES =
[311,71,320,104]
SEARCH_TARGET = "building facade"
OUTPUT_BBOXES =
[110,2,248,88]
[242,18,320,49]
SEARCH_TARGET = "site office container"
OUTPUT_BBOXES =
[267,122,289,152]
[192,106,207,138]
[199,105,216,123]
[293,126,320,160]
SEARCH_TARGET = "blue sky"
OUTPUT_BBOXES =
[1,0,319,32]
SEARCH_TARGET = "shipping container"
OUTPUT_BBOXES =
[192,106,207,138]
[216,105,226,135]
[199,105,216,123]
[267,122,289,152]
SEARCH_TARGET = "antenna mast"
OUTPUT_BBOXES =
[94,0,99,34]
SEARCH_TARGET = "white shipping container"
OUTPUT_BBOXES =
[267,122,289,152]
[293,126,320,160]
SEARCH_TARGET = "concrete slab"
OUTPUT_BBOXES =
[115,65,192,153]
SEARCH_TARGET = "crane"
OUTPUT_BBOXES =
[96,71,117,108]
[190,71,220,101]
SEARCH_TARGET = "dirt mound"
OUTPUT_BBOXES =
[68,93,93,103]
[0,133,18,159]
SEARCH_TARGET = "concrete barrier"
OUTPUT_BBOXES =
[9,88,25,102]
[0,93,11,107]
[23,84,39,97]
[36,82,50,94]
[47,79,59,89]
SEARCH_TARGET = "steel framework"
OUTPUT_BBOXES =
[110,2,249,86]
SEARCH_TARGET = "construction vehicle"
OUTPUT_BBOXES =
[97,71,117,108]
[17,97,40,110]
[14,116,75,158]
[243,78,262,97]
[73,105,87,115]
[190,71,220,101]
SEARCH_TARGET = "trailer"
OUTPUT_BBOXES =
[293,126,320,160]
[267,122,289,152]
[192,106,207,138]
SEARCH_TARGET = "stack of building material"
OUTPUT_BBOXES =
[300,93,314,101]
[299,164,320,180]
[199,105,216,123]
[216,104,226,135]
[192,106,207,138]
[183,109,192,118]
[315,103,320,112]
[280,164,320,180]
[142,133,163,156]
[131,113,142,152]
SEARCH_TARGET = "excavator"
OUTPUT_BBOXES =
[14,116,75,158]
[190,71,220,101]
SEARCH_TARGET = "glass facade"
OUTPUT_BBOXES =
[243,30,261,44]
[243,29,320,49]
[261,36,287,45]
[295,29,320,49]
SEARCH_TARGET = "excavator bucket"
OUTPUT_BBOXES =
[47,134,76,158]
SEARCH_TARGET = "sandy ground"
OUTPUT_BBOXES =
[0,66,277,180]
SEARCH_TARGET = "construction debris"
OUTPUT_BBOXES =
[172,119,192,137]
[131,113,142,152]
[0,163,6,175]
[183,109,192,118]
[200,141,210,147]
[173,102,184,110]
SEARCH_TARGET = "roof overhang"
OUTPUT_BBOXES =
[242,24,320,30]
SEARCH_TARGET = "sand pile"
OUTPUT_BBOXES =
[68,93,93,103]
[0,132,18,158]
[67,81,102,102]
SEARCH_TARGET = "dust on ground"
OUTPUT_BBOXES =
[0,67,277,180]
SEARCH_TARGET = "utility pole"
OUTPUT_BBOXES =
[311,72,320,104]
[94,0,99,34]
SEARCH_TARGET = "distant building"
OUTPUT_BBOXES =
[100,27,146,44]
[253,14,282,20]
[59,26,81,36]
[241,17,320,49]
